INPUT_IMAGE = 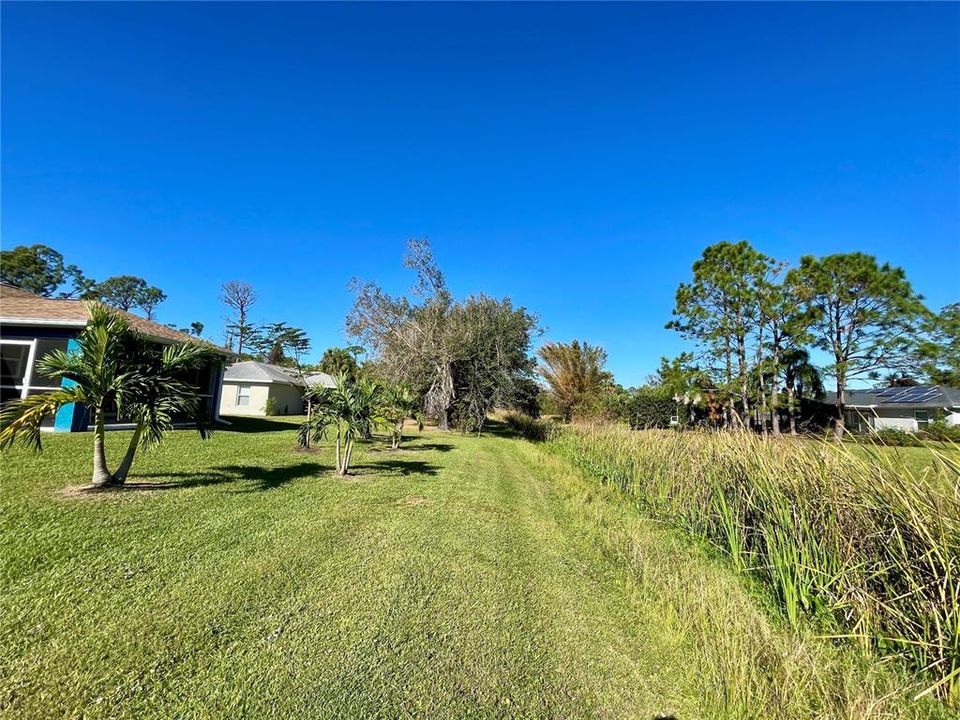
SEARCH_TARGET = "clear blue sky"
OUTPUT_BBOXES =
[3,2,958,386]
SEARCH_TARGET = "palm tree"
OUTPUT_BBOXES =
[782,348,824,435]
[113,342,217,483]
[538,340,613,422]
[380,383,416,449]
[298,374,382,475]
[0,303,214,487]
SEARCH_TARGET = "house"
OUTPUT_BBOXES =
[219,361,335,417]
[0,283,230,431]
[825,385,960,433]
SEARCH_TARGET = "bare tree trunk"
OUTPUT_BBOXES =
[114,423,144,484]
[335,433,342,474]
[787,384,797,435]
[437,407,450,431]
[834,375,846,441]
[91,410,115,487]
[759,383,768,438]
[738,334,751,432]
[770,346,781,437]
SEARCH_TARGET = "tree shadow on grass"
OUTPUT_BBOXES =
[370,440,455,454]
[214,463,326,492]
[69,462,328,495]
[121,471,238,490]
[350,459,440,478]
[477,420,516,439]
[408,441,455,453]
[216,416,303,434]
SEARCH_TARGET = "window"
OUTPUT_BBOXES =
[31,338,69,388]
[236,385,252,407]
[915,410,930,428]
[0,342,30,387]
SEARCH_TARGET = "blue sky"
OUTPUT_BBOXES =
[3,2,958,387]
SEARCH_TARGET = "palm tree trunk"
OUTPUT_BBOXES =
[91,410,115,487]
[341,440,354,476]
[113,422,144,484]
[304,398,312,449]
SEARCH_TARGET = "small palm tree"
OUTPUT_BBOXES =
[380,383,417,449]
[113,342,217,483]
[299,374,382,475]
[0,303,215,487]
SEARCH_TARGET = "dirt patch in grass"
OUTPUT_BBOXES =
[58,481,189,499]
[293,446,325,455]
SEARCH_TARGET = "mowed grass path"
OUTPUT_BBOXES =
[1,419,939,719]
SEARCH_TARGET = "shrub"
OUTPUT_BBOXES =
[264,396,278,416]
[622,387,678,429]
[546,424,960,705]
[863,428,924,447]
[922,419,960,443]
[503,411,554,442]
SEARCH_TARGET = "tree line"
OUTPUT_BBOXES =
[5,239,956,441]
[1,244,169,319]
[536,242,958,439]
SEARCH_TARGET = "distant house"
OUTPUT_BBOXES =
[0,283,230,431]
[825,385,960,433]
[219,360,335,417]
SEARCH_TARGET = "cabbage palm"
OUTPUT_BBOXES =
[0,303,214,487]
[299,374,382,475]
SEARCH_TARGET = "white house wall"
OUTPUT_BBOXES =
[219,381,305,417]
[219,381,271,416]
[269,384,305,416]
[872,415,918,432]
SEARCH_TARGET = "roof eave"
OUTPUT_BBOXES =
[0,316,88,328]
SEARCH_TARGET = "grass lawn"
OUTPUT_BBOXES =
[847,442,960,477]
[0,418,945,719]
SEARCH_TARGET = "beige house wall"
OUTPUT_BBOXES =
[269,383,305,416]
[219,381,305,417]
[220,381,271,416]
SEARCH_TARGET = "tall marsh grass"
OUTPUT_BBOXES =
[546,424,960,707]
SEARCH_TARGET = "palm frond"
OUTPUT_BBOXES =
[0,387,86,451]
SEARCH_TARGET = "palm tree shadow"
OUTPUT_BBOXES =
[119,462,326,493]
[214,463,326,491]
[123,471,237,490]
[351,459,440,477]
[408,442,455,452]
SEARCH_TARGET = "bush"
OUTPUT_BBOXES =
[264,396,278,416]
[863,428,924,447]
[623,387,679,429]
[921,419,960,443]
[503,411,554,442]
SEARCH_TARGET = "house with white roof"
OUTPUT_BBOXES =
[219,360,334,417]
